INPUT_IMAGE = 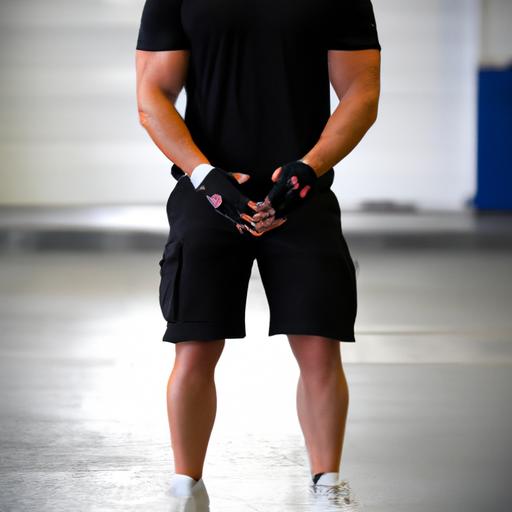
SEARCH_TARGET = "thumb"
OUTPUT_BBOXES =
[271,167,282,182]
[228,171,251,184]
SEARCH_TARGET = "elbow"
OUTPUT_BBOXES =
[137,98,159,130]
[138,107,150,129]
[368,100,379,126]
[137,90,156,129]
[136,86,178,128]
[137,92,151,128]
[364,92,380,127]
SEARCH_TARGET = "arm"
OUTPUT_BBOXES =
[136,50,268,234]
[252,50,381,225]
[301,49,381,177]
[136,49,209,176]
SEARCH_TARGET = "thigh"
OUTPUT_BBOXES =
[159,177,256,342]
[256,189,357,342]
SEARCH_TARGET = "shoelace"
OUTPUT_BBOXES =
[309,480,358,508]
[311,483,350,495]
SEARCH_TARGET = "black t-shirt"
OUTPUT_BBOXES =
[136,0,381,197]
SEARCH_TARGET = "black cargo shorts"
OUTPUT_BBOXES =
[157,167,357,343]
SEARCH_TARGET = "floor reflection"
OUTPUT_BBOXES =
[0,238,511,511]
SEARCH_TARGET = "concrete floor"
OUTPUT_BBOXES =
[1,213,511,512]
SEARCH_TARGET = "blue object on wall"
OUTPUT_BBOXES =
[474,67,512,210]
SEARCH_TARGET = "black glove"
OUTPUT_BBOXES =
[266,160,318,218]
[194,167,256,232]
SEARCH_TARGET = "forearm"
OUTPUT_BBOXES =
[138,87,208,176]
[301,89,379,177]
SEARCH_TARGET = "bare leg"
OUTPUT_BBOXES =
[167,339,225,481]
[288,335,349,477]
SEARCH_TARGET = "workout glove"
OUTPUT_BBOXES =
[266,160,318,218]
[189,164,256,233]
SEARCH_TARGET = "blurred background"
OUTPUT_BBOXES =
[0,1,511,511]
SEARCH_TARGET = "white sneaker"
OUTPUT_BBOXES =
[167,474,210,512]
[309,474,361,510]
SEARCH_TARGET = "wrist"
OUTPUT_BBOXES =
[298,158,322,178]
[190,162,215,188]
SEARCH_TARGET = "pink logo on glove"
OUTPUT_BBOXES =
[207,194,223,208]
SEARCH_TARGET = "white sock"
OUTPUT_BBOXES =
[313,472,340,486]
[169,473,199,497]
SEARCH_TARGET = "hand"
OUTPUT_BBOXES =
[235,200,284,236]
[238,212,288,236]
[223,171,286,236]
[263,160,318,219]
[192,166,265,235]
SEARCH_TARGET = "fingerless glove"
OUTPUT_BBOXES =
[266,160,318,218]
[190,164,255,231]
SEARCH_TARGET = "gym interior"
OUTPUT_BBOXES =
[0,1,511,511]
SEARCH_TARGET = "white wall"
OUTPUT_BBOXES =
[331,0,480,211]
[0,0,481,209]
[0,0,167,206]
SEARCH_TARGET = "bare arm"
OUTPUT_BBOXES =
[301,49,381,177]
[136,49,209,176]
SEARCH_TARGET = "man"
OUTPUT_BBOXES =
[136,0,381,509]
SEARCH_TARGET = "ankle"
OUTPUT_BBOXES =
[311,471,340,485]
[174,470,202,481]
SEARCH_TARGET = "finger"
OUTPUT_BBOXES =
[257,198,271,206]
[247,200,267,212]
[247,200,258,211]
[251,201,274,215]
[254,214,286,232]
[229,172,251,184]
[243,224,265,237]
[240,212,257,226]
[256,197,272,207]
[259,213,277,226]
[271,167,282,182]
[256,217,287,234]
[245,203,274,224]
[254,219,273,231]
[254,206,274,216]
[254,198,274,213]
[299,185,311,198]
[252,209,273,221]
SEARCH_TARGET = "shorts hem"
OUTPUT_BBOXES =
[162,321,246,343]
[268,325,356,343]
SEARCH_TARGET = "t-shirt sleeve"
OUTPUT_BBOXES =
[325,0,381,51]
[136,0,190,51]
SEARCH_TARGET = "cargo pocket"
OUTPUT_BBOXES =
[158,240,183,322]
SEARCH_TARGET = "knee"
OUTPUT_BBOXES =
[300,361,344,389]
[173,340,224,382]
[291,336,342,375]
[294,342,344,386]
